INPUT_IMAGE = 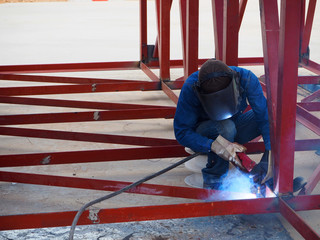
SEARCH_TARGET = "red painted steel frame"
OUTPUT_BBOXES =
[260,0,279,181]
[212,0,224,60]
[0,170,263,201]
[279,197,320,239]
[274,0,302,194]
[0,198,279,231]
[140,0,148,63]
[184,0,199,78]
[223,0,239,66]
[159,0,171,81]
[1,195,320,231]
[0,0,320,238]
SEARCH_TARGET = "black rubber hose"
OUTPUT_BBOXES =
[69,152,201,240]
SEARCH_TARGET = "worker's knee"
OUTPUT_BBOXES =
[218,119,236,142]
[195,119,236,141]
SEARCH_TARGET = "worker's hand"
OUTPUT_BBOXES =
[250,150,273,184]
[211,135,246,170]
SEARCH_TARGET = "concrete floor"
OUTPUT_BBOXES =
[0,0,319,239]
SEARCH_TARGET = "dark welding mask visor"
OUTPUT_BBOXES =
[195,71,241,121]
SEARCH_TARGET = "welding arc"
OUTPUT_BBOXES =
[68,152,201,240]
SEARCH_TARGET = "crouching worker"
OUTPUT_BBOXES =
[173,59,271,190]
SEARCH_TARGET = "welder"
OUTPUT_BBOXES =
[174,59,271,190]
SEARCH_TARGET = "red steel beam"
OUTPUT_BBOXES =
[163,79,185,89]
[279,197,320,239]
[146,57,264,69]
[299,163,320,195]
[0,171,246,201]
[0,141,317,169]
[0,74,143,84]
[0,145,187,167]
[243,139,320,152]
[0,82,162,96]
[223,0,239,66]
[0,96,174,110]
[285,195,320,211]
[294,139,320,151]
[140,62,160,82]
[1,195,320,231]
[161,82,179,105]
[297,102,320,111]
[0,198,279,231]
[0,126,178,146]
[261,74,320,89]
[237,57,264,65]
[274,0,302,194]
[0,108,176,125]
[298,75,320,84]
[301,89,320,103]
[0,61,140,74]
[301,58,320,75]
[0,58,263,78]
[296,105,320,136]
[260,80,320,136]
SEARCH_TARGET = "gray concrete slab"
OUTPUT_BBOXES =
[0,215,293,240]
[0,0,319,239]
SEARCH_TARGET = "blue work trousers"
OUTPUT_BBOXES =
[196,110,261,185]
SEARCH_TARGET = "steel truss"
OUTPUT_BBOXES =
[0,0,319,239]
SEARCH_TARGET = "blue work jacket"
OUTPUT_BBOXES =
[173,66,271,153]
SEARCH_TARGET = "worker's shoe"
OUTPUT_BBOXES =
[256,177,306,193]
[185,147,195,155]
[293,177,307,192]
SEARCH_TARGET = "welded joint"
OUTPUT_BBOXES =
[300,46,310,63]
[88,209,100,224]
[160,78,170,83]
[277,192,294,200]
[93,111,100,121]
[92,83,97,92]
[280,195,297,210]
[42,155,51,165]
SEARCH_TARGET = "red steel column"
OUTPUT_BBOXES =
[239,0,248,30]
[299,0,306,60]
[179,0,187,75]
[259,0,279,187]
[301,0,317,58]
[140,0,148,63]
[159,0,171,81]
[223,0,239,66]
[212,0,224,60]
[185,0,199,78]
[274,0,302,194]
[153,0,160,59]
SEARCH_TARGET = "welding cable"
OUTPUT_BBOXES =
[68,152,201,240]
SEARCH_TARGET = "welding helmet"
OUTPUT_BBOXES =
[194,71,242,121]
